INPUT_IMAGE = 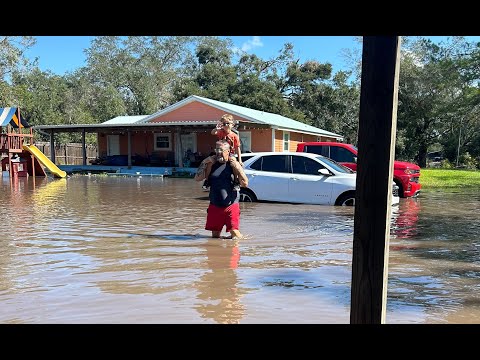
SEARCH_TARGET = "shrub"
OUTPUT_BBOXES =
[440,158,453,169]
[459,152,478,170]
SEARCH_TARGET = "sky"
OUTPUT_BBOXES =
[25,36,480,76]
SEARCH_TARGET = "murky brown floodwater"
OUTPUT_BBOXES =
[1,174,479,323]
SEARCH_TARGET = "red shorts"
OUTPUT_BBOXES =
[205,203,240,232]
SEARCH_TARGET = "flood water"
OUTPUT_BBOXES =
[1,174,479,324]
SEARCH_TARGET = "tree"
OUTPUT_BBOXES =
[0,36,36,105]
[174,41,305,120]
[284,59,360,141]
[397,37,480,166]
[83,36,202,116]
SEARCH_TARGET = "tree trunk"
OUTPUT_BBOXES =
[417,145,428,167]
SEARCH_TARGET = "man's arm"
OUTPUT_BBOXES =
[194,156,215,182]
[229,157,248,187]
[236,146,243,167]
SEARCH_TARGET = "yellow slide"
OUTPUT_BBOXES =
[23,144,67,178]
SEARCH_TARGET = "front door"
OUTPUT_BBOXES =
[238,131,251,152]
[107,135,120,156]
[180,133,197,154]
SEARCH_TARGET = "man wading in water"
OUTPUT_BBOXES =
[195,140,248,239]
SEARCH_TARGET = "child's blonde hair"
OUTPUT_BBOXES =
[220,114,234,124]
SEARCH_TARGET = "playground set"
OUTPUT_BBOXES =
[0,107,66,179]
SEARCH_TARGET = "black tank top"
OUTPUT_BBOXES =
[208,161,240,207]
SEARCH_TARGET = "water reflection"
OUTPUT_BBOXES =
[386,190,480,323]
[1,176,480,323]
[391,197,421,240]
[195,239,246,324]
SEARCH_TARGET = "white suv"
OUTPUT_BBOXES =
[240,152,399,206]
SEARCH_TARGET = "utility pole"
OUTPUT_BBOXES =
[350,36,401,324]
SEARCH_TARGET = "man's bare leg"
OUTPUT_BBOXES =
[230,229,244,240]
[211,231,221,238]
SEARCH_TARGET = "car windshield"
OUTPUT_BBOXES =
[315,156,354,173]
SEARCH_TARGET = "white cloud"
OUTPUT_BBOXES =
[241,36,263,52]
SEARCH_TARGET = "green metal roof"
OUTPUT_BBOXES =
[102,115,149,124]
[33,97,344,140]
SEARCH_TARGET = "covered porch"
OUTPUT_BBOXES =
[33,122,236,169]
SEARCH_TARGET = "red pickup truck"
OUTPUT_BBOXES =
[296,142,421,198]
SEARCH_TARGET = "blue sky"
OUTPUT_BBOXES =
[25,36,480,76]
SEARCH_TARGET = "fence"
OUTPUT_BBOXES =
[34,142,98,165]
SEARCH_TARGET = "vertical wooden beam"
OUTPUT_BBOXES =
[82,129,87,166]
[17,108,22,130]
[50,130,56,163]
[127,130,132,168]
[31,153,35,178]
[176,128,183,167]
[30,126,35,178]
[8,152,12,179]
[350,36,401,324]
[271,129,275,152]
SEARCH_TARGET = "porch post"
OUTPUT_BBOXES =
[271,129,275,152]
[50,130,56,163]
[176,127,183,167]
[82,129,87,166]
[127,130,132,168]
[8,152,12,179]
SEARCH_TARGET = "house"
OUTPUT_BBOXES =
[34,95,343,168]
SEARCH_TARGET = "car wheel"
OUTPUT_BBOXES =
[239,188,257,202]
[335,191,355,206]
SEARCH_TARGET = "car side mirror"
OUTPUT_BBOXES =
[318,168,331,176]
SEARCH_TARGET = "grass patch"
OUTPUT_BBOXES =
[421,168,480,189]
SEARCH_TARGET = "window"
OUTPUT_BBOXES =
[330,146,356,163]
[251,155,288,173]
[304,145,329,157]
[241,154,256,163]
[154,133,172,151]
[283,131,290,151]
[315,156,354,174]
[292,156,325,175]
[249,158,262,170]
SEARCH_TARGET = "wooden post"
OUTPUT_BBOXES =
[127,130,132,168]
[176,128,183,167]
[82,129,87,166]
[8,152,12,179]
[30,124,35,178]
[17,108,22,130]
[50,130,56,163]
[350,36,401,324]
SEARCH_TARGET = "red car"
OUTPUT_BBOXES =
[297,142,421,198]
